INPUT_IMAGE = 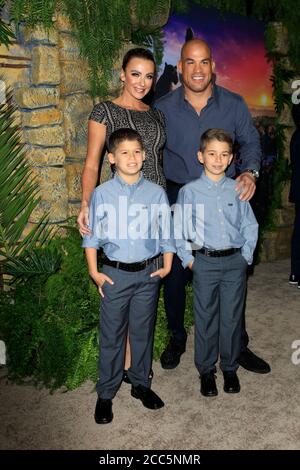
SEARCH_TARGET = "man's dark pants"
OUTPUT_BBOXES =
[291,202,300,277]
[164,179,249,353]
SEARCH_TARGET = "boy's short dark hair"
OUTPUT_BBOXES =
[108,128,144,154]
[200,128,233,153]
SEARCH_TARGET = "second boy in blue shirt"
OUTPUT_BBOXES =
[175,129,258,397]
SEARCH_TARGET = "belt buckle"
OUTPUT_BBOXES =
[206,250,212,257]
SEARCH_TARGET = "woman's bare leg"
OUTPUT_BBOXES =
[124,335,131,370]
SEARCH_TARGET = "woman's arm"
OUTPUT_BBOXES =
[77,120,107,234]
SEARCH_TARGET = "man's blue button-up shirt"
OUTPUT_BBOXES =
[174,173,258,268]
[155,85,261,184]
[82,174,176,263]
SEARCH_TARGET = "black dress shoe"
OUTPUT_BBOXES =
[223,371,240,393]
[123,370,131,384]
[238,347,271,374]
[123,369,154,384]
[94,398,113,424]
[160,341,185,369]
[200,372,218,397]
[289,274,299,285]
[131,385,164,409]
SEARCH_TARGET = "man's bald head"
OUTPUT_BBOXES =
[181,39,212,60]
[178,38,215,95]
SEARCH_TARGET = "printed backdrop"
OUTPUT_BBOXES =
[158,4,275,117]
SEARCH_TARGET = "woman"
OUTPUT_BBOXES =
[78,48,166,382]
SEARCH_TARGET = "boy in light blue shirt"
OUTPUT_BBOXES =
[83,128,175,424]
[175,129,258,397]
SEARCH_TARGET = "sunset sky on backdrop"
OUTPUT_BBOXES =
[161,5,274,115]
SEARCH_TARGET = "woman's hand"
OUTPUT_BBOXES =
[77,203,91,236]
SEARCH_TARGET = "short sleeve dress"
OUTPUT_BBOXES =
[89,101,166,188]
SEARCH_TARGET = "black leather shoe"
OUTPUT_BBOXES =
[223,371,240,393]
[123,369,154,384]
[238,348,271,374]
[94,398,113,424]
[160,341,185,369]
[131,385,164,409]
[289,274,299,285]
[200,372,218,397]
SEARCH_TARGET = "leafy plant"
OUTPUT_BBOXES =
[0,1,15,47]
[0,228,99,390]
[0,90,57,281]
[11,0,167,97]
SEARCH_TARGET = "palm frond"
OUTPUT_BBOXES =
[0,87,56,280]
[5,248,61,282]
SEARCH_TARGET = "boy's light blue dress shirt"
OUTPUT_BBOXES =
[174,173,258,268]
[82,173,176,262]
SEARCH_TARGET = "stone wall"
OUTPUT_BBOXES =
[0,15,95,224]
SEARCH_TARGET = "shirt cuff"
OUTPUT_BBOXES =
[81,240,100,249]
[241,248,252,265]
[182,254,195,269]
[161,245,176,254]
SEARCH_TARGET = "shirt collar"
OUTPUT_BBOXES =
[114,172,144,189]
[200,172,226,188]
[178,82,220,109]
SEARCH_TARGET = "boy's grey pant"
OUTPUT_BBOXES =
[96,263,161,399]
[193,251,248,375]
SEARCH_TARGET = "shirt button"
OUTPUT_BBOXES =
[130,241,134,245]
[220,221,224,225]
[219,209,222,212]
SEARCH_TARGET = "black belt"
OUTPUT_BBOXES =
[102,254,160,272]
[198,247,241,257]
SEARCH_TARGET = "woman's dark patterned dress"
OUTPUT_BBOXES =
[89,101,166,188]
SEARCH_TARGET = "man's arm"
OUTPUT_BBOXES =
[234,97,262,201]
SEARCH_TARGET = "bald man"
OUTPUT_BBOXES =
[155,39,270,375]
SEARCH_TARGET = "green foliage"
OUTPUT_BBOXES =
[0,1,15,46]
[0,228,99,390]
[11,0,58,28]
[0,89,57,283]
[11,0,167,97]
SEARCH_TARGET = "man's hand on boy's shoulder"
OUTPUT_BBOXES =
[90,271,114,298]
[235,172,256,201]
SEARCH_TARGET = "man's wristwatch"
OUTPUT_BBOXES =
[243,169,259,179]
